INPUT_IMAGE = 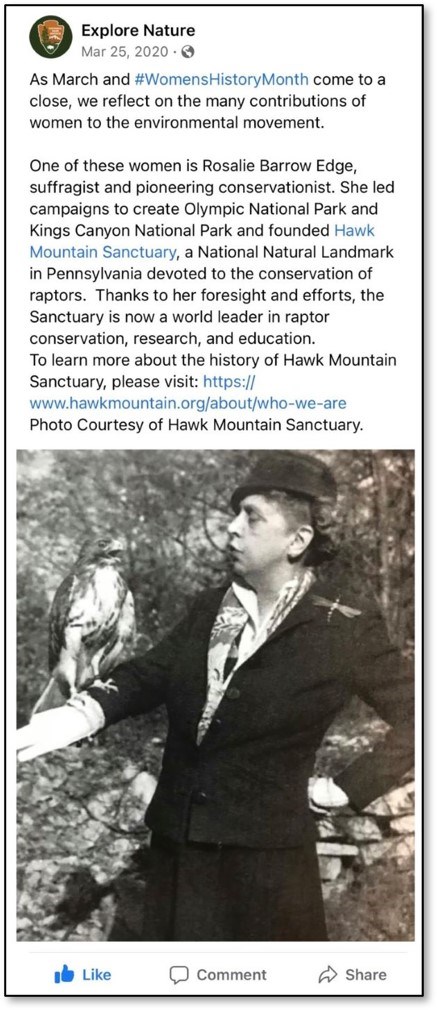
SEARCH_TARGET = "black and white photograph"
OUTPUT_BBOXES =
[16,449,415,943]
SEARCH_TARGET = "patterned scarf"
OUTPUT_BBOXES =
[196,569,315,743]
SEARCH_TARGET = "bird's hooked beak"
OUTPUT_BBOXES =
[107,539,124,557]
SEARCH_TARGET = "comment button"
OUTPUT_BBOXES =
[170,966,189,985]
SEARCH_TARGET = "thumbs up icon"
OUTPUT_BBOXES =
[54,964,75,983]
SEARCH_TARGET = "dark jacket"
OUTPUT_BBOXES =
[87,578,414,848]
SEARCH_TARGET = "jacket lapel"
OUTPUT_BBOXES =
[261,588,320,645]
[179,589,224,739]
[259,577,352,647]
[189,578,345,744]
[196,578,328,745]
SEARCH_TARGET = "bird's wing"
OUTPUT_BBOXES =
[97,585,136,675]
[118,586,136,643]
[48,572,78,671]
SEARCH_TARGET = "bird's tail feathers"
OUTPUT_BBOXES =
[31,677,69,717]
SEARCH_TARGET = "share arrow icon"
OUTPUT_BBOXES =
[318,965,338,983]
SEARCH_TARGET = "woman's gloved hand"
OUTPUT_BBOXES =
[16,695,104,762]
[308,776,350,811]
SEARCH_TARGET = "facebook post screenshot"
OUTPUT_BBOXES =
[5,4,423,998]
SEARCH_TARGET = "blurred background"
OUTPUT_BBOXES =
[16,449,415,941]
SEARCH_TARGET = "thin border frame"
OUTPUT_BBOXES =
[3,2,425,998]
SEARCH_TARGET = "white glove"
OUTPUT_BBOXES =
[16,695,104,762]
[309,776,349,811]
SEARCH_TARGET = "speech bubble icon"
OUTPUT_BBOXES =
[170,966,189,984]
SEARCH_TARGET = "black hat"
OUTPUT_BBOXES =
[231,452,337,511]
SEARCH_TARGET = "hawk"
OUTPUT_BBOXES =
[32,536,136,716]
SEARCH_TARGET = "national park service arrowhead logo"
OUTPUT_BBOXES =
[29,15,72,58]
[38,19,64,53]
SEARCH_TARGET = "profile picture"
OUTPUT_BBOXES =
[29,15,72,58]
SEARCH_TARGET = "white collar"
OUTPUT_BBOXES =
[231,575,305,633]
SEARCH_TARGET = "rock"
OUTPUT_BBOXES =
[341,816,383,842]
[322,870,354,901]
[393,836,415,862]
[360,836,414,867]
[128,772,157,806]
[318,856,342,881]
[360,840,394,866]
[317,817,341,839]
[117,772,158,830]
[317,842,359,857]
[120,762,140,782]
[366,782,414,817]
[390,815,414,835]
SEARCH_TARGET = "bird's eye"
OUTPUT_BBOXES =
[97,539,109,548]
